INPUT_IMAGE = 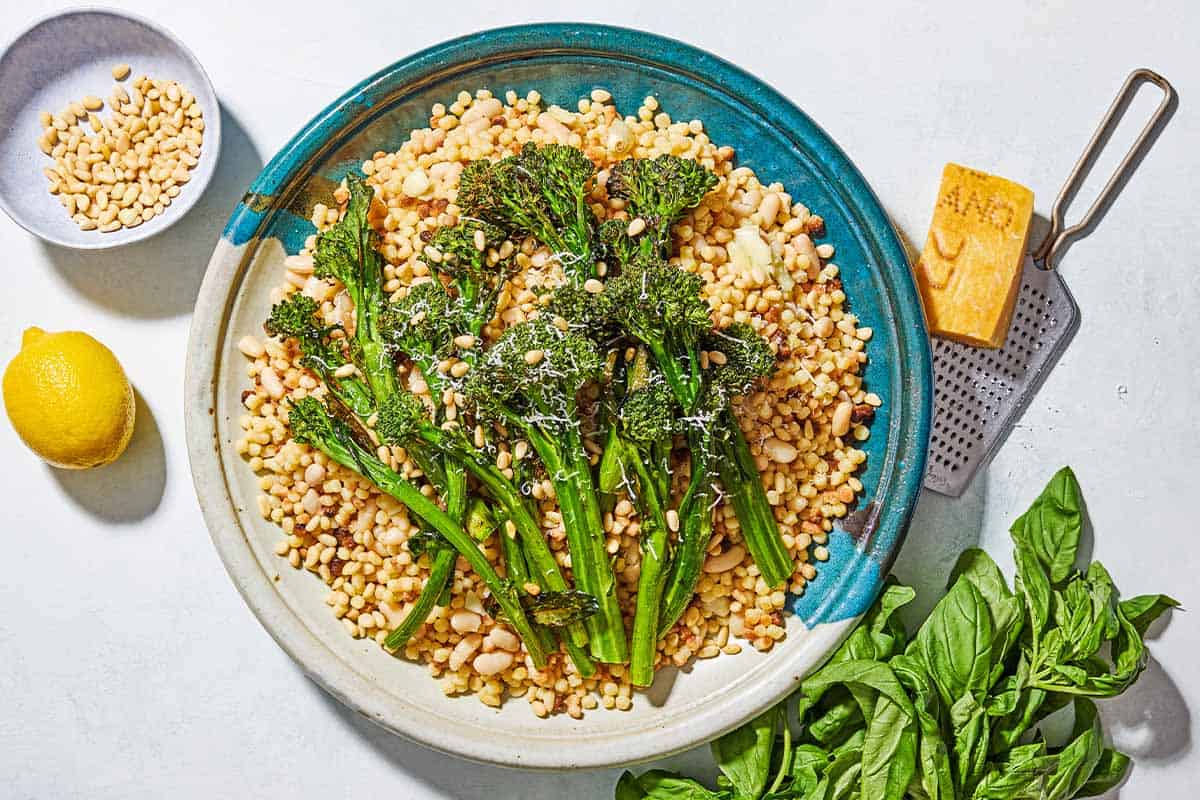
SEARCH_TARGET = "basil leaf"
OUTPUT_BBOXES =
[971,741,1057,799]
[1054,663,1089,686]
[1009,466,1083,584]
[951,549,1024,682]
[892,654,956,800]
[616,771,648,800]
[1014,543,1051,637]
[1119,594,1181,636]
[1076,748,1131,797]
[1065,562,1118,661]
[916,577,994,708]
[711,706,776,800]
[822,745,864,800]
[1103,600,1152,692]
[861,691,917,800]
[867,580,918,658]
[635,771,723,800]
[950,694,990,794]
[1045,698,1104,800]
[817,580,917,671]
[807,694,863,746]
[789,744,827,797]
[990,690,1049,754]
[949,548,1012,600]
[800,660,915,720]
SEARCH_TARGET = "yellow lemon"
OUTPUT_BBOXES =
[3,327,135,469]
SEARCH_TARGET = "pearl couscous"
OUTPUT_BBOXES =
[235,88,876,717]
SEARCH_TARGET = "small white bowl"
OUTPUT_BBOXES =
[0,8,220,249]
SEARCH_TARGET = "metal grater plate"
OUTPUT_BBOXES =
[923,258,1081,496]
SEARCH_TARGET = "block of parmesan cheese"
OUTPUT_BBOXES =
[915,164,1035,348]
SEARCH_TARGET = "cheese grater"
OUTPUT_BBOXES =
[924,69,1177,497]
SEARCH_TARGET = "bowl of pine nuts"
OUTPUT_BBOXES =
[0,8,219,249]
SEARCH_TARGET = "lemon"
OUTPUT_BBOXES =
[3,327,135,469]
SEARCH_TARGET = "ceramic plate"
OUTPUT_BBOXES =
[185,23,931,768]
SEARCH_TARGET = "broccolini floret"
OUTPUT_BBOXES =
[599,258,713,409]
[264,293,374,418]
[426,219,512,343]
[378,280,458,394]
[607,154,718,259]
[311,174,396,403]
[457,144,599,282]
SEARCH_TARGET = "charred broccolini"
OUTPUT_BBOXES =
[466,317,628,664]
[456,143,599,282]
[285,395,548,668]
[266,141,853,689]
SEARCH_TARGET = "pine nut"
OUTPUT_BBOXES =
[704,545,746,573]
[831,401,854,437]
[472,650,514,676]
[36,71,203,232]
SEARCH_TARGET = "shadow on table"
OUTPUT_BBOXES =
[1099,611,1191,798]
[39,102,262,318]
[308,683,620,798]
[891,472,990,623]
[50,388,165,525]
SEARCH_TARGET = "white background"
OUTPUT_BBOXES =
[1,1,1196,797]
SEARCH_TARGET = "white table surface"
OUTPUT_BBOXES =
[1,1,1196,797]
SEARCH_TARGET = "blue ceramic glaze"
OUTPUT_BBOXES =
[222,23,931,629]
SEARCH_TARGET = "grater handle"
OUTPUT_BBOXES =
[1033,68,1177,270]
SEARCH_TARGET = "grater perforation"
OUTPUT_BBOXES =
[924,264,1080,496]
[922,68,1175,497]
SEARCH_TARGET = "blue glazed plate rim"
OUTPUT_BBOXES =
[192,23,932,767]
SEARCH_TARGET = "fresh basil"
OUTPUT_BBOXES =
[861,691,917,800]
[1119,594,1181,636]
[915,577,994,708]
[712,707,777,800]
[1009,466,1083,584]
[1075,748,1130,797]
[616,469,1176,800]
[1014,543,1051,637]
[632,770,725,799]
[1045,699,1104,800]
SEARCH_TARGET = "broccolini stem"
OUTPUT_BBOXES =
[565,435,629,663]
[412,424,589,650]
[496,508,596,678]
[716,416,793,589]
[644,339,696,411]
[307,426,548,667]
[496,513,557,658]
[383,549,455,653]
[359,340,398,405]
[326,373,376,419]
[383,459,469,652]
[625,438,673,687]
[520,423,627,663]
[658,437,716,636]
